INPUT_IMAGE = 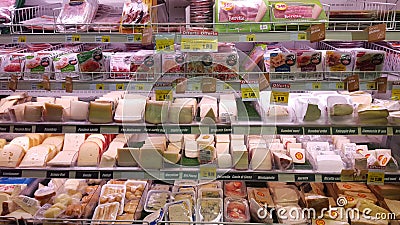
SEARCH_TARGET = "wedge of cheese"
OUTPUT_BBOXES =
[163,145,181,164]
[47,151,78,167]
[89,101,113,124]
[70,101,89,121]
[25,134,43,146]
[99,141,126,167]
[232,145,248,170]
[77,141,102,167]
[55,98,72,119]
[19,145,54,167]
[168,103,193,124]
[63,134,86,152]
[117,148,139,167]
[139,145,163,169]
[174,98,197,117]
[217,153,232,168]
[44,103,64,122]
[0,144,25,167]
[199,96,218,119]
[250,148,272,170]
[10,136,33,152]
[145,100,169,124]
[42,136,64,153]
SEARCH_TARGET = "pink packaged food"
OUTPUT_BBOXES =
[296,50,323,72]
[110,53,134,79]
[224,197,250,222]
[56,0,99,32]
[224,181,246,198]
[121,0,151,25]
[0,0,15,23]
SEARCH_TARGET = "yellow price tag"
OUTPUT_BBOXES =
[336,82,344,89]
[367,170,385,185]
[62,83,66,89]
[199,165,217,180]
[135,84,144,91]
[392,89,400,100]
[367,81,377,90]
[241,87,260,99]
[155,90,173,101]
[156,39,175,51]
[191,83,201,91]
[71,34,81,42]
[96,84,105,90]
[18,36,26,43]
[312,82,321,89]
[37,84,44,90]
[246,34,256,42]
[134,34,142,42]
[116,83,125,90]
[271,91,289,104]
[223,84,231,90]
[298,33,307,40]
[102,35,110,43]
[181,38,218,52]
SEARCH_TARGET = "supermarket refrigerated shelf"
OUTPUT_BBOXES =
[0,122,399,135]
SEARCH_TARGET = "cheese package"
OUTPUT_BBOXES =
[10,137,34,152]
[145,100,169,124]
[99,141,127,167]
[42,136,64,153]
[117,148,139,167]
[163,145,181,164]
[47,151,78,167]
[23,105,43,122]
[219,94,237,123]
[55,98,72,119]
[296,50,323,75]
[89,101,113,124]
[77,140,102,167]
[44,102,64,122]
[316,155,344,172]
[273,152,293,170]
[231,145,248,170]
[63,134,86,152]
[250,148,272,170]
[217,153,232,169]
[114,96,147,123]
[70,101,89,121]
[0,144,25,167]
[168,103,193,124]
[335,183,371,194]
[289,148,305,164]
[353,50,385,72]
[139,145,163,169]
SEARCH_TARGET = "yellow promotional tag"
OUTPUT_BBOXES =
[71,34,81,42]
[247,34,256,42]
[271,91,289,104]
[367,170,385,185]
[241,87,260,100]
[18,36,26,43]
[96,84,105,90]
[392,89,400,100]
[275,2,287,10]
[336,82,344,89]
[367,81,377,90]
[298,33,307,40]
[156,39,175,52]
[116,83,125,90]
[181,39,218,52]
[102,35,110,43]
[312,82,321,89]
[200,165,217,180]
[134,34,142,42]
[135,84,145,91]
[155,90,173,101]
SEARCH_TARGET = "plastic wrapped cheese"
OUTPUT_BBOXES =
[89,101,113,124]
[114,97,146,123]
[250,148,272,170]
[70,101,89,121]
[99,141,126,167]
[0,144,25,168]
[24,105,43,122]
[168,103,193,124]
[145,100,169,124]
[44,103,64,122]
[47,151,78,167]
[77,141,102,166]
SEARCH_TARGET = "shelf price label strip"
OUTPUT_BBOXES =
[241,80,259,101]
[180,30,218,52]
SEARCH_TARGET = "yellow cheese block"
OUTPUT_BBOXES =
[0,144,25,167]
[23,105,43,122]
[19,145,53,167]
[44,103,64,122]
[42,136,64,153]
[117,148,139,167]
[10,137,33,152]
[89,101,113,124]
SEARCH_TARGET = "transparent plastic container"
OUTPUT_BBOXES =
[224,181,247,198]
[224,197,250,223]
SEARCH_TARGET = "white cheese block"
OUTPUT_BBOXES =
[342,143,356,154]
[167,134,183,143]
[289,148,305,164]
[86,137,105,151]
[19,145,53,167]
[286,143,302,151]
[139,146,163,169]
[117,148,139,167]
[10,137,33,152]
[215,134,230,143]
[0,144,25,167]
[184,140,198,158]
[216,143,230,155]
[114,98,146,123]
[306,142,330,152]
[316,155,344,172]
[197,134,214,145]
[184,134,197,142]
[268,143,285,151]
[163,146,181,164]
[217,153,232,168]
[89,101,113,124]
[63,134,86,152]
[219,97,237,122]
[55,98,71,118]
[77,141,101,167]
[70,101,89,121]
[47,151,78,167]
[42,136,64,153]
[250,148,272,170]
[88,134,106,143]
[23,105,43,122]
[61,96,79,101]
[230,134,244,141]
[174,98,197,117]
[44,102,64,122]
[99,141,126,167]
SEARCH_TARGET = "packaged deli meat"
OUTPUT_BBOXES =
[325,50,353,79]
[269,51,297,73]
[224,197,250,222]
[353,49,385,72]
[269,0,328,31]
[215,0,269,32]
[0,0,16,23]
[119,0,153,33]
[53,53,80,80]
[56,0,99,32]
